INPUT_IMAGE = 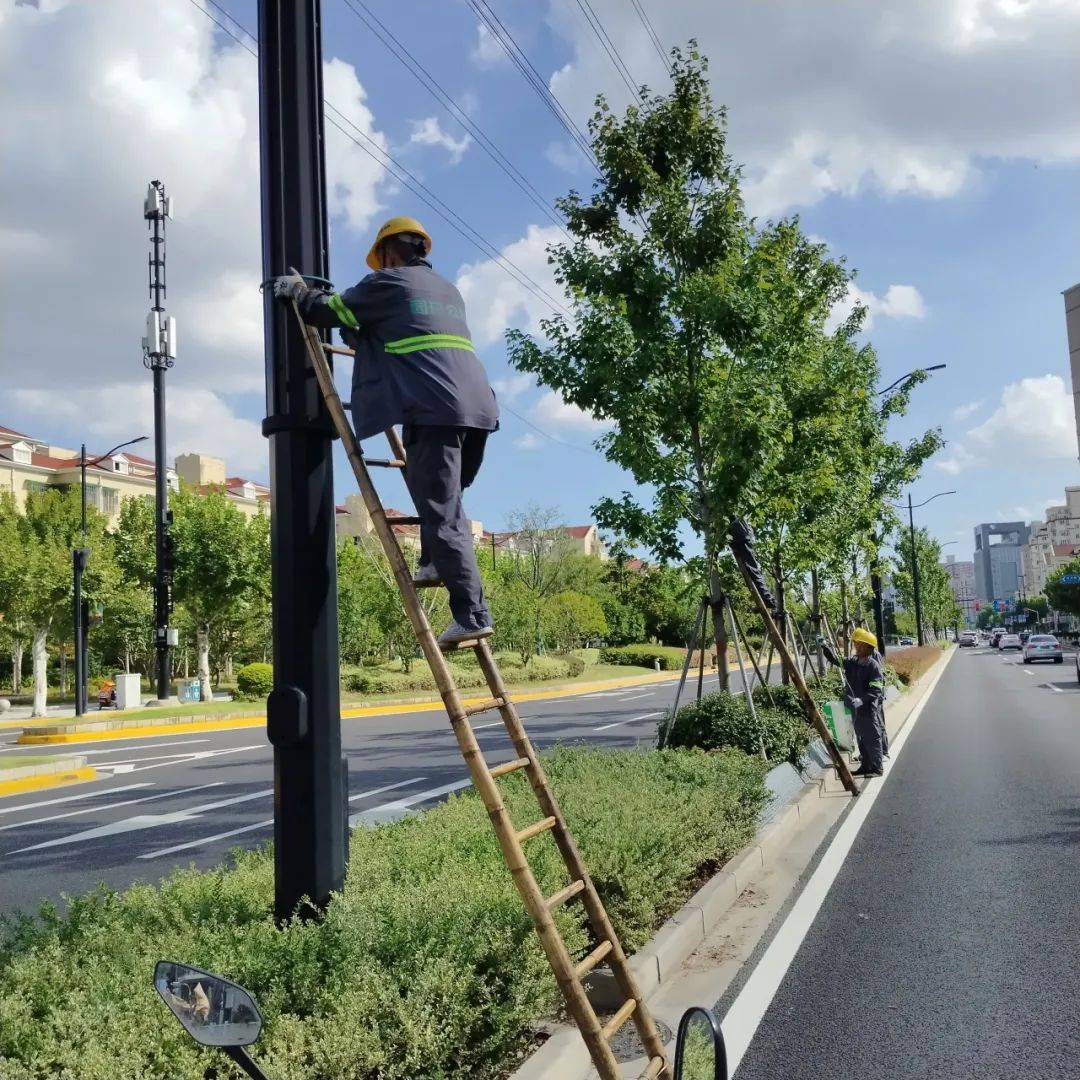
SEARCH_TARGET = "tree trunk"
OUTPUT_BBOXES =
[839,579,850,654]
[810,568,825,676]
[196,624,212,703]
[774,553,789,685]
[31,626,48,718]
[708,568,728,692]
[12,643,23,694]
[224,653,234,679]
[59,647,67,695]
[124,649,131,674]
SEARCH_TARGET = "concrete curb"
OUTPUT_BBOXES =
[0,756,96,797]
[509,647,952,1080]
[15,669,693,745]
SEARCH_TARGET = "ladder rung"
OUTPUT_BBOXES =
[546,879,585,911]
[413,578,445,589]
[464,697,506,717]
[363,457,406,469]
[602,998,637,1041]
[323,343,355,357]
[575,940,612,980]
[439,631,493,652]
[385,515,422,526]
[516,816,557,843]
[640,1055,667,1079]
[489,756,530,778]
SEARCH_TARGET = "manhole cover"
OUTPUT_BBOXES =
[607,1015,673,1063]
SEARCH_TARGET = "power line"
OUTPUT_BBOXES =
[500,402,603,457]
[338,0,569,236]
[629,0,671,74]
[574,0,642,102]
[464,0,599,170]
[184,0,571,318]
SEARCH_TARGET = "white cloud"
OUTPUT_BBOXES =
[493,373,536,402]
[11,383,267,477]
[0,0,390,476]
[828,282,928,332]
[514,432,541,450]
[456,224,566,347]
[951,399,984,422]
[935,374,1076,474]
[544,0,1080,218]
[471,22,508,65]
[545,139,588,173]
[408,116,472,165]
[533,391,611,432]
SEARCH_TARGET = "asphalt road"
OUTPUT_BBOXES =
[731,644,1080,1079]
[0,667,754,912]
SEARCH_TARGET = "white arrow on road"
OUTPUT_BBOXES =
[94,744,262,775]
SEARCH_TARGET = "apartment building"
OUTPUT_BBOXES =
[0,424,267,526]
[334,492,483,552]
[1020,486,1080,595]
[484,523,608,561]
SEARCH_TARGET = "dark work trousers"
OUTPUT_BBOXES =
[402,424,492,632]
[728,519,778,612]
[853,704,884,772]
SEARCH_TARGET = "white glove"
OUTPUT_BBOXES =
[849,696,863,709]
[272,273,307,303]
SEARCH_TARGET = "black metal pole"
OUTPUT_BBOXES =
[72,444,88,716]
[909,493,925,647]
[152,361,171,700]
[258,0,346,921]
[869,532,886,659]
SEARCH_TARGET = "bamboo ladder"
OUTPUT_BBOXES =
[293,304,674,1080]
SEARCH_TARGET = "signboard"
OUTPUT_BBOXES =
[1059,573,1080,584]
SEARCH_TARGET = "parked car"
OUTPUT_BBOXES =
[959,631,977,647]
[999,633,1022,651]
[899,636,914,647]
[1022,634,1062,664]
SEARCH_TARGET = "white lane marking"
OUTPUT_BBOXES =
[0,739,211,761]
[722,648,955,1076]
[1044,683,1064,693]
[0,783,152,817]
[139,778,427,860]
[8,787,273,854]
[0,783,225,832]
[473,721,503,731]
[96,744,263,775]
[349,778,471,827]
[1023,670,1033,676]
[609,691,655,702]
[594,711,663,732]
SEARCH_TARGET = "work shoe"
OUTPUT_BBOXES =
[438,620,494,646]
[852,766,883,778]
[413,563,441,584]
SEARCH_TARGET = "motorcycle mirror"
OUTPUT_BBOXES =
[673,1006,727,1080]
[154,960,263,1048]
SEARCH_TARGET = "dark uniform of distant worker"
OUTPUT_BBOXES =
[273,216,498,647]
[819,627,886,777]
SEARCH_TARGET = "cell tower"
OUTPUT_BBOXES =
[142,180,177,703]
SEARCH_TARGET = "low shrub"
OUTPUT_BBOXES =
[884,645,940,686]
[343,653,586,695]
[235,662,273,701]
[600,644,685,670]
[666,689,811,768]
[0,746,768,1080]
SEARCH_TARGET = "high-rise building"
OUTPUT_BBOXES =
[1064,282,1080,460]
[1019,486,1080,595]
[973,522,1031,603]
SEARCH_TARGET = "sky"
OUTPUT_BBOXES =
[1,0,1078,565]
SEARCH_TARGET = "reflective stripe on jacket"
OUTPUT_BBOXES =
[298,259,499,440]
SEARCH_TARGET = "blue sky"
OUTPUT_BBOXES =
[2,0,1078,565]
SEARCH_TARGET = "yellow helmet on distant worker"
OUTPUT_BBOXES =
[366,216,433,270]
[852,627,878,649]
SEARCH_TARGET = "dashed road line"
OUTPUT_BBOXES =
[594,711,663,732]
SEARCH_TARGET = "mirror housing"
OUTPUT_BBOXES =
[673,1006,727,1080]
[154,960,263,1048]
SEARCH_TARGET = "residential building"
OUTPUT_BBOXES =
[973,521,1031,603]
[484,523,608,561]
[0,424,268,526]
[1065,282,1080,460]
[1019,487,1080,595]
[335,493,482,552]
[943,555,977,621]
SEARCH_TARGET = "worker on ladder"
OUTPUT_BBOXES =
[272,216,498,646]
[819,627,886,777]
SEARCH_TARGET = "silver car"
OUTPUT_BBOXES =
[1022,634,1062,664]
[999,633,1022,651]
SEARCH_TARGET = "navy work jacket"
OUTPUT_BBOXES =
[299,258,499,440]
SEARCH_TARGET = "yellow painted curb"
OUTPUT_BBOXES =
[0,765,97,797]
[16,668,694,745]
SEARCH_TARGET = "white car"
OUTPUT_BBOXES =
[1022,634,1062,664]
[998,633,1022,651]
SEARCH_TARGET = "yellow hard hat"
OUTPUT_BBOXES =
[852,627,878,649]
[366,215,432,270]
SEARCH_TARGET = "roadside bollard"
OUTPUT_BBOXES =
[654,658,661,671]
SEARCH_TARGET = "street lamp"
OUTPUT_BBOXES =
[893,489,956,647]
[72,435,148,716]
[876,364,947,397]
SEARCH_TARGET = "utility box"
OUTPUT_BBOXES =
[821,700,855,751]
[115,673,143,711]
[178,678,201,704]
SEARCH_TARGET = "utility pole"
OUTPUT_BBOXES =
[258,0,347,921]
[908,493,924,647]
[142,180,177,704]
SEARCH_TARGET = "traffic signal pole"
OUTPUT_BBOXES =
[258,0,347,920]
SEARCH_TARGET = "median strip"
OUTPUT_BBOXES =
[0,755,97,798]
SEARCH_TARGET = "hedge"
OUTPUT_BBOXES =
[599,644,685,670]
[0,746,768,1080]
[235,662,273,701]
[883,645,939,686]
[343,653,584,695]
[665,690,810,768]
